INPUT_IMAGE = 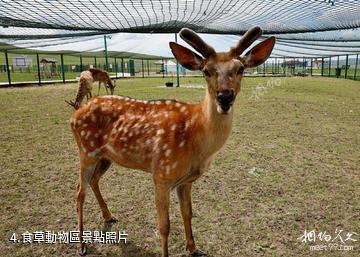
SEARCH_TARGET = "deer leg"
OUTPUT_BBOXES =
[97,82,101,96]
[77,161,97,256]
[154,184,171,257]
[90,158,117,223]
[177,183,207,256]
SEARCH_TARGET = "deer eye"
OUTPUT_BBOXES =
[203,69,211,77]
[237,66,245,75]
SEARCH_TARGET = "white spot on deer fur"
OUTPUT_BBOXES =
[94,133,99,138]
[165,100,171,105]
[165,165,171,175]
[143,100,149,104]
[129,132,133,137]
[77,119,82,125]
[90,141,95,147]
[157,129,165,135]
[103,134,108,140]
[80,130,86,137]
[93,98,99,103]
[91,114,96,123]
[120,137,127,142]
[170,124,177,131]
[172,162,178,169]
[175,102,181,108]
[179,141,185,147]
[145,139,152,145]
[155,101,161,105]
[85,131,92,139]
[105,144,118,156]
[165,149,171,157]
[180,106,187,113]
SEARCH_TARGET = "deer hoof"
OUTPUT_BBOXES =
[105,217,118,224]
[78,244,87,256]
[190,249,207,256]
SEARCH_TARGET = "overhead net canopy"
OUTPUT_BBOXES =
[0,0,359,57]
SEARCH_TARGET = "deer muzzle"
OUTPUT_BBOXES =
[216,90,234,114]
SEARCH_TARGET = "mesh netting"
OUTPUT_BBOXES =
[0,0,359,39]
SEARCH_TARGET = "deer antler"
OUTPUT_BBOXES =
[179,28,216,58]
[230,26,263,57]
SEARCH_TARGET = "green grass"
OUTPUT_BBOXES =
[0,77,359,257]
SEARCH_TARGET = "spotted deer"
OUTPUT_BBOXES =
[66,68,116,109]
[69,27,275,257]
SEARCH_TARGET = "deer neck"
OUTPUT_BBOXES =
[198,90,234,157]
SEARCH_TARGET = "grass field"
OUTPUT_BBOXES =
[0,77,359,257]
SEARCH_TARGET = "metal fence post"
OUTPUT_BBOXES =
[36,53,41,85]
[4,50,11,86]
[354,54,358,80]
[60,54,65,83]
[121,58,124,77]
[328,56,331,77]
[263,62,266,76]
[303,57,305,74]
[141,58,144,78]
[147,59,150,76]
[336,55,339,78]
[114,58,118,79]
[80,55,83,72]
[94,57,97,68]
[310,58,313,76]
[321,57,324,77]
[283,56,286,76]
[344,54,349,79]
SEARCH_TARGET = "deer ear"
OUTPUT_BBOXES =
[243,37,275,68]
[169,42,205,70]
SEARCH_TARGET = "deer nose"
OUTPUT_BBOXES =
[216,90,234,105]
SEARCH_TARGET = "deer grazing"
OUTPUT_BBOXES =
[66,68,116,109]
[69,27,274,257]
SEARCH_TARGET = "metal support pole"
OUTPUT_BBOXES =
[36,53,41,85]
[272,59,274,74]
[321,57,324,77]
[175,33,180,87]
[80,55,83,72]
[336,56,339,78]
[94,57,97,68]
[104,35,109,71]
[328,56,331,77]
[353,54,358,80]
[141,58,144,78]
[4,50,11,86]
[115,58,118,79]
[345,54,349,79]
[310,58,313,76]
[60,54,65,83]
[121,58,125,77]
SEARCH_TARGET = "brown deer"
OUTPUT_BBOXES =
[69,27,275,257]
[66,68,116,109]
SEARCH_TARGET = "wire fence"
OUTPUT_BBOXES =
[0,51,359,86]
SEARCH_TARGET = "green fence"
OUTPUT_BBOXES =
[0,51,359,86]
